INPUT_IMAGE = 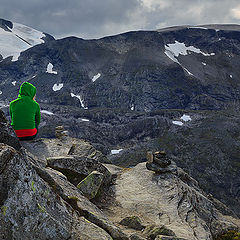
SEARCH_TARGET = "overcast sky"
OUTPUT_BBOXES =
[1,0,240,39]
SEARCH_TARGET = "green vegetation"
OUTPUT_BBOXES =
[214,230,240,240]
[31,181,36,192]
[37,203,46,213]
[1,206,8,216]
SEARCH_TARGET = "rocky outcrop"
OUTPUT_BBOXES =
[0,110,21,151]
[1,109,240,239]
[0,112,129,240]
[103,162,240,240]
[143,225,176,239]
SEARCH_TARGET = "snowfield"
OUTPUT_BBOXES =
[164,41,215,76]
[0,22,45,62]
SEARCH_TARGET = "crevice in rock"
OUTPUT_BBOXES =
[46,165,86,186]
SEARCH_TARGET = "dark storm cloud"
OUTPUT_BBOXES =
[1,0,240,39]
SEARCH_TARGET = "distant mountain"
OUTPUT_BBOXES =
[1,18,240,217]
[1,20,240,111]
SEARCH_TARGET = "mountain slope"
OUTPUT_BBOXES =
[1,23,240,111]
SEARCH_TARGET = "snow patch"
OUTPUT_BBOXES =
[182,67,193,76]
[0,91,2,95]
[46,63,57,74]
[202,62,207,66]
[70,93,88,109]
[92,73,101,82]
[0,22,45,62]
[111,149,123,154]
[165,41,215,59]
[81,118,90,122]
[164,41,215,77]
[41,110,54,115]
[172,121,184,126]
[189,26,208,30]
[230,75,233,78]
[12,81,16,86]
[180,114,192,122]
[130,104,134,111]
[52,83,63,91]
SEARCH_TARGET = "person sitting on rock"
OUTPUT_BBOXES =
[10,82,41,141]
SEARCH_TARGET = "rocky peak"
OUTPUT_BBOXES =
[0,18,13,31]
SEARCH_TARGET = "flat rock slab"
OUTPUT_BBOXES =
[103,163,239,240]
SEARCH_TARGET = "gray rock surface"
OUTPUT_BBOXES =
[130,234,146,240]
[102,162,240,240]
[46,155,112,187]
[1,109,240,240]
[143,225,176,239]
[155,236,187,240]
[119,216,145,230]
[68,141,110,163]
[77,170,104,200]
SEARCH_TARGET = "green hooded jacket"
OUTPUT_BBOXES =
[10,82,41,130]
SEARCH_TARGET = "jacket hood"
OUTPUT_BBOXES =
[18,82,36,99]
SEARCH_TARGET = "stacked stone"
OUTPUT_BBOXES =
[146,151,177,174]
[55,125,69,139]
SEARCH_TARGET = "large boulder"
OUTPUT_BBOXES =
[77,170,104,200]
[20,137,111,166]
[46,155,112,187]
[143,225,176,240]
[119,216,145,231]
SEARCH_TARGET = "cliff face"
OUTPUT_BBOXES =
[0,109,240,240]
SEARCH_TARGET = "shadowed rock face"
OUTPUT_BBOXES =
[0,19,13,31]
[0,109,21,151]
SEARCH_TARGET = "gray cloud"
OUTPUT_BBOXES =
[1,0,240,39]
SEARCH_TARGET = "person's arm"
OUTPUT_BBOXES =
[35,103,41,128]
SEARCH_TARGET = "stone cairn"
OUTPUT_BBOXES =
[55,125,69,139]
[146,151,177,174]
